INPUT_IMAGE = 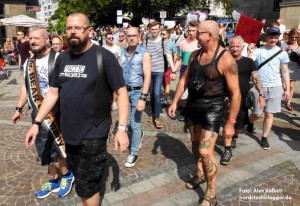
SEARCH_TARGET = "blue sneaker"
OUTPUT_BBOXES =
[35,179,60,198]
[58,172,75,198]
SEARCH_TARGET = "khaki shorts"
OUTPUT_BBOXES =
[252,86,284,114]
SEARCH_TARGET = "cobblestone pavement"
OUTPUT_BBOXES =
[0,69,299,206]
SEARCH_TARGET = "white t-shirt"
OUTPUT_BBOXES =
[252,46,289,87]
[103,44,121,59]
[23,52,59,97]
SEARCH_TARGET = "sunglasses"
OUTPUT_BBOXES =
[107,37,114,40]
[290,36,298,39]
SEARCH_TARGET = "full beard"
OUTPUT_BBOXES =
[66,36,88,52]
[31,44,48,56]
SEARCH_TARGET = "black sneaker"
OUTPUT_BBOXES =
[139,131,144,149]
[231,137,238,149]
[220,149,232,165]
[260,137,270,150]
[247,122,254,133]
[125,154,138,168]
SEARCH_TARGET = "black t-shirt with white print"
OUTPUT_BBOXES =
[50,44,125,145]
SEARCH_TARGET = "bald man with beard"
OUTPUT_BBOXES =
[169,20,241,206]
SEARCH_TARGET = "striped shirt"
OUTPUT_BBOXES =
[146,38,171,73]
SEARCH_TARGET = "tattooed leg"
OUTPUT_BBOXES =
[199,130,218,198]
[190,124,203,170]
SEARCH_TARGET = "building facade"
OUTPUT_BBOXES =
[36,0,58,22]
[0,0,39,46]
[232,0,281,21]
[280,0,300,29]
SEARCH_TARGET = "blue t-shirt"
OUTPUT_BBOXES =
[252,46,289,87]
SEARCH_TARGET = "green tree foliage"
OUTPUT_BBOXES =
[214,0,232,15]
[49,0,202,33]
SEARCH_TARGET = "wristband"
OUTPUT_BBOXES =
[228,118,236,124]
[118,125,128,132]
[172,71,176,74]
[33,120,42,126]
[139,96,147,101]
[259,94,263,97]
[15,107,23,113]
[141,93,148,97]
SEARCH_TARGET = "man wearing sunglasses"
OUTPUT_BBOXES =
[16,30,31,73]
[169,20,240,206]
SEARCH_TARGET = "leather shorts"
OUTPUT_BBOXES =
[188,97,225,133]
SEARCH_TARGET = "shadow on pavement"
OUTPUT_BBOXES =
[100,153,120,204]
[152,132,205,200]
[272,125,300,151]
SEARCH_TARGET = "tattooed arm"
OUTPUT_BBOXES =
[219,51,241,138]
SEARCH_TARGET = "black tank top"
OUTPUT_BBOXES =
[188,45,227,99]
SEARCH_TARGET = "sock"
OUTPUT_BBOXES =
[233,135,238,140]
[62,171,71,177]
[261,136,268,140]
[225,146,231,150]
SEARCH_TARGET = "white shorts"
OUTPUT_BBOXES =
[252,86,284,114]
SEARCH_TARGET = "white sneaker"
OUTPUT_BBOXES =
[125,154,138,168]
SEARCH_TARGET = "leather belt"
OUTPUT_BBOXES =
[126,86,142,91]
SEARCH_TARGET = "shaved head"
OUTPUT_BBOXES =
[127,27,139,35]
[200,20,220,36]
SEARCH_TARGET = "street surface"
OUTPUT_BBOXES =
[0,67,299,206]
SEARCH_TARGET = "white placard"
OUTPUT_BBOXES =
[117,16,123,24]
[117,10,122,16]
[160,11,167,19]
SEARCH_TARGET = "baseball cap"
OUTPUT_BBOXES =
[51,34,63,44]
[266,27,281,36]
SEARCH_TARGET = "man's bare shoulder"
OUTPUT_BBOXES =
[218,50,238,75]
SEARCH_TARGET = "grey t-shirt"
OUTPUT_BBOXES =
[146,38,171,73]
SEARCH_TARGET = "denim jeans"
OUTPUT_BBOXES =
[150,72,164,118]
[128,90,143,155]
[31,111,57,165]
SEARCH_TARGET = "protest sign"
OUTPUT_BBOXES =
[234,15,264,44]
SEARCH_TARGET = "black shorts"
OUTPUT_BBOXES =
[235,105,249,130]
[66,137,107,198]
[188,97,225,133]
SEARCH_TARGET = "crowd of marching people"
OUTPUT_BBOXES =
[8,13,299,206]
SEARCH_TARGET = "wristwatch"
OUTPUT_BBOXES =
[172,71,176,74]
[228,118,236,124]
[118,125,128,132]
[259,93,264,97]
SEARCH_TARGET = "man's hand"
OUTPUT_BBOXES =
[114,130,129,154]
[25,125,39,148]
[284,90,290,101]
[168,103,177,118]
[136,100,146,111]
[170,73,177,80]
[258,96,266,109]
[12,110,28,124]
[12,111,21,124]
[247,43,256,53]
[222,122,235,139]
